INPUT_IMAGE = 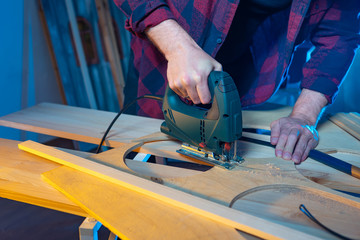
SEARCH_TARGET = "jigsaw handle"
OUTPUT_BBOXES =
[164,71,238,118]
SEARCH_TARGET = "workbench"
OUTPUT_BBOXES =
[0,102,359,239]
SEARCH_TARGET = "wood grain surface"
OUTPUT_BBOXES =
[43,166,249,240]
[20,140,325,240]
[21,140,360,239]
[2,103,360,239]
[329,112,360,141]
[0,138,87,216]
[1,102,360,155]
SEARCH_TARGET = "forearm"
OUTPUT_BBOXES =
[290,88,328,126]
[145,19,200,60]
[145,19,222,103]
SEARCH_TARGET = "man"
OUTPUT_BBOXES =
[114,0,360,164]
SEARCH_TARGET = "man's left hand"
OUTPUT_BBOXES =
[269,89,328,164]
[270,117,319,164]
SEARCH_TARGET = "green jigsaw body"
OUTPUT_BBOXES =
[161,71,242,158]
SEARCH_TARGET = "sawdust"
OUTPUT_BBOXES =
[265,162,281,170]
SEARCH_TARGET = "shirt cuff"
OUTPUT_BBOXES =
[300,77,339,104]
[125,2,175,38]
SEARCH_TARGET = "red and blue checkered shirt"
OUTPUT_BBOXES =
[114,0,360,118]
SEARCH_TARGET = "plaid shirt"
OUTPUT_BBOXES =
[115,0,360,118]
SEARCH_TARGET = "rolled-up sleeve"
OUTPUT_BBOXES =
[301,0,360,104]
[113,0,175,38]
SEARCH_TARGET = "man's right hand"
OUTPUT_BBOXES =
[146,19,222,104]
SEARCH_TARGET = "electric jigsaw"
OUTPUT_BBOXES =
[161,71,243,169]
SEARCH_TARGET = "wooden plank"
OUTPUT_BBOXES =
[0,137,201,217]
[95,0,125,108]
[0,102,162,145]
[108,232,117,240]
[0,138,87,216]
[91,138,360,195]
[19,140,331,240]
[21,0,30,110]
[39,0,89,107]
[2,102,360,151]
[296,149,360,194]
[2,102,360,161]
[103,142,360,199]
[350,112,360,121]
[38,0,67,104]
[0,103,205,164]
[329,112,360,141]
[65,0,97,109]
[43,166,247,240]
[90,137,360,232]
[1,103,360,192]
[79,217,102,240]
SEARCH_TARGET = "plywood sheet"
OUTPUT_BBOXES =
[20,140,360,239]
[0,138,87,216]
[0,103,162,145]
[2,103,360,157]
[43,166,248,240]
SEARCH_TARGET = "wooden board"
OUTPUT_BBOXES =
[20,140,360,239]
[43,166,249,240]
[20,140,326,240]
[296,148,360,194]
[0,103,190,162]
[0,138,87,216]
[2,101,360,177]
[2,103,360,152]
[0,137,203,216]
[1,103,360,193]
[3,103,360,238]
[329,112,360,141]
[95,0,125,108]
[0,103,162,145]
[88,131,360,196]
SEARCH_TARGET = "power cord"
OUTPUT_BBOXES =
[299,204,355,240]
[95,95,163,154]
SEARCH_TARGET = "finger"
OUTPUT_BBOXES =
[283,128,301,161]
[171,84,186,98]
[179,74,199,103]
[300,137,319,162]
[301,144,313,163]
[274,129,290,159]
[294,125,319,163]
[175,78,189,97]
[270,120,281,145]
[186,86,200,103]
[291,133,309,164]
[306,127,320,148]
[168,77,186,97]
[196,76,211,104]
[196,61,221,104]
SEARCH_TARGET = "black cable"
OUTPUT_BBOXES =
[299,204,355,240]
[95,95,163,154]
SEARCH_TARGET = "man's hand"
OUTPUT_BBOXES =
[146,19,222,104]
[270,116,319,164]
[270,89,328,164]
